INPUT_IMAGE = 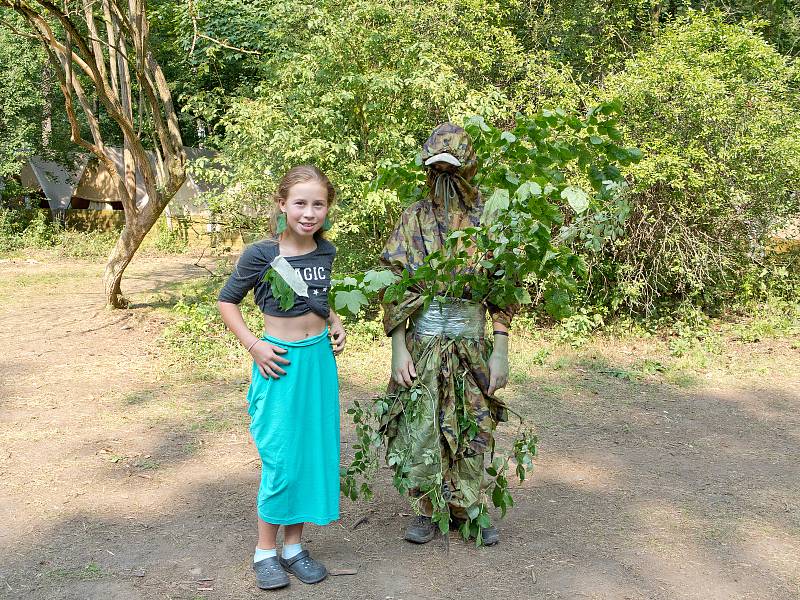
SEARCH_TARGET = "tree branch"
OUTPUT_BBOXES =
[193,31,262,55]
[82,0,109,89]
[0,17,38,40]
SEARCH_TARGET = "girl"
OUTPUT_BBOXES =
[217,165,346,590]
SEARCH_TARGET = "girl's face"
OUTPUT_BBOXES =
[279,180,329,240]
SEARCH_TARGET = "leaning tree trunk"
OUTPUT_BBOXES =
[1,0,186,307]
[102,175,181,308]
[103,214,152,307]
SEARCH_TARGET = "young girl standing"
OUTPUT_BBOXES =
[217,165,346,590]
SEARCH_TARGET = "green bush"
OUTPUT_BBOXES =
[0,206,118,257]
[0,206,56,252]
[596,13,800,313]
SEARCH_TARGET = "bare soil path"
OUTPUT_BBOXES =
[1,254,798,599]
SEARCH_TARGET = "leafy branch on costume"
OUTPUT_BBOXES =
[328,102,641,320]
[340,376,539,545]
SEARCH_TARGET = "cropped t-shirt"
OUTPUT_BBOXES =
[218,238,336,319]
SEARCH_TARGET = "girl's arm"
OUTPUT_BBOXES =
[217,301,290,379]
[327,310,347,355]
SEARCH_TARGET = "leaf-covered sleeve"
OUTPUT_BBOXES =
[379,209,426,336]
[486,301,517,328]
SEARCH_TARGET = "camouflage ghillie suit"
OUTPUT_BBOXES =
[379,123,515,518]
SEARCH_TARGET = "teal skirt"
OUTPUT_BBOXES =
[247,328,340,525]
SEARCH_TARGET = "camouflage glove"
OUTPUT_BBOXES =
[487,333,509,396]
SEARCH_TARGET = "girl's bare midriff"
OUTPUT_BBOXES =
[263,311,327,342]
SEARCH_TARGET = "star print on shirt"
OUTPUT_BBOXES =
[313,289,319,295]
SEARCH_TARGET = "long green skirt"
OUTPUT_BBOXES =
[247,328,340,525]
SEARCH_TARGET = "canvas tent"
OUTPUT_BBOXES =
[21,155,91,211]
[20,147,217,213]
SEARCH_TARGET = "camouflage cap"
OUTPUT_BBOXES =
[420,123,478,181]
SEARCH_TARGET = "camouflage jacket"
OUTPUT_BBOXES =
[380,123,515,335]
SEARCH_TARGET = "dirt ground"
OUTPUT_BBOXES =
[1,254,799,600]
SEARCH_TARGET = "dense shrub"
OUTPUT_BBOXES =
[595,13,800,313]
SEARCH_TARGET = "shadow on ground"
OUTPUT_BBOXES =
[2,257,798,600]
[2,371,799,600]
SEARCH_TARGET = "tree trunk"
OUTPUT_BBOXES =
[103,214,153,308]
[41,63,52,149]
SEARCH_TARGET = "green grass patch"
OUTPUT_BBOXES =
[45,562,105,581]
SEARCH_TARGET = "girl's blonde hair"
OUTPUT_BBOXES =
[271,165,336,237]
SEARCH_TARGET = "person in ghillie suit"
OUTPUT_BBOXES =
[379,123,515,545]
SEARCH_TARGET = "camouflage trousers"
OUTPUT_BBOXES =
[380,333,507,518]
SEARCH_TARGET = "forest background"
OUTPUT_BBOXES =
[1,3,799,596]
[1,0,799,321]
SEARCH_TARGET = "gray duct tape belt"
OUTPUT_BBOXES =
[410,299,485,339]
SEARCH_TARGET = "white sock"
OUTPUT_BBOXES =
[254,547,277,563]
[281,542,303,560]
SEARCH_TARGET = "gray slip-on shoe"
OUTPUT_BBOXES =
[279,550,328,584]
[253,555,290,590]
[404,515,436,544]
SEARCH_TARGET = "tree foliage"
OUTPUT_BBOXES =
[595,13,800,312]
[2,1,798,311]
[0,13,73,177]
[176,0,581,268]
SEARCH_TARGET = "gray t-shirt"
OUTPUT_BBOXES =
[218,238,336,318]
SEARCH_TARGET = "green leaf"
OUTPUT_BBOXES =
[516,181,542,202]
[465,115,491,132]
[500,131,517,144]
[544,287,572,319]
[264,269,295,311]
[627,147,643,161]
[491,484,504,507]
[514,288,532,304]
[481,188,510,222]
[361,269,398,293]
[466,504,480,520]
[561,186,589,214]
[333,289,368,316]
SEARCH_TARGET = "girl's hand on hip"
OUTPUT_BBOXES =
[250,341,290,379]
[329,321,347,355]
